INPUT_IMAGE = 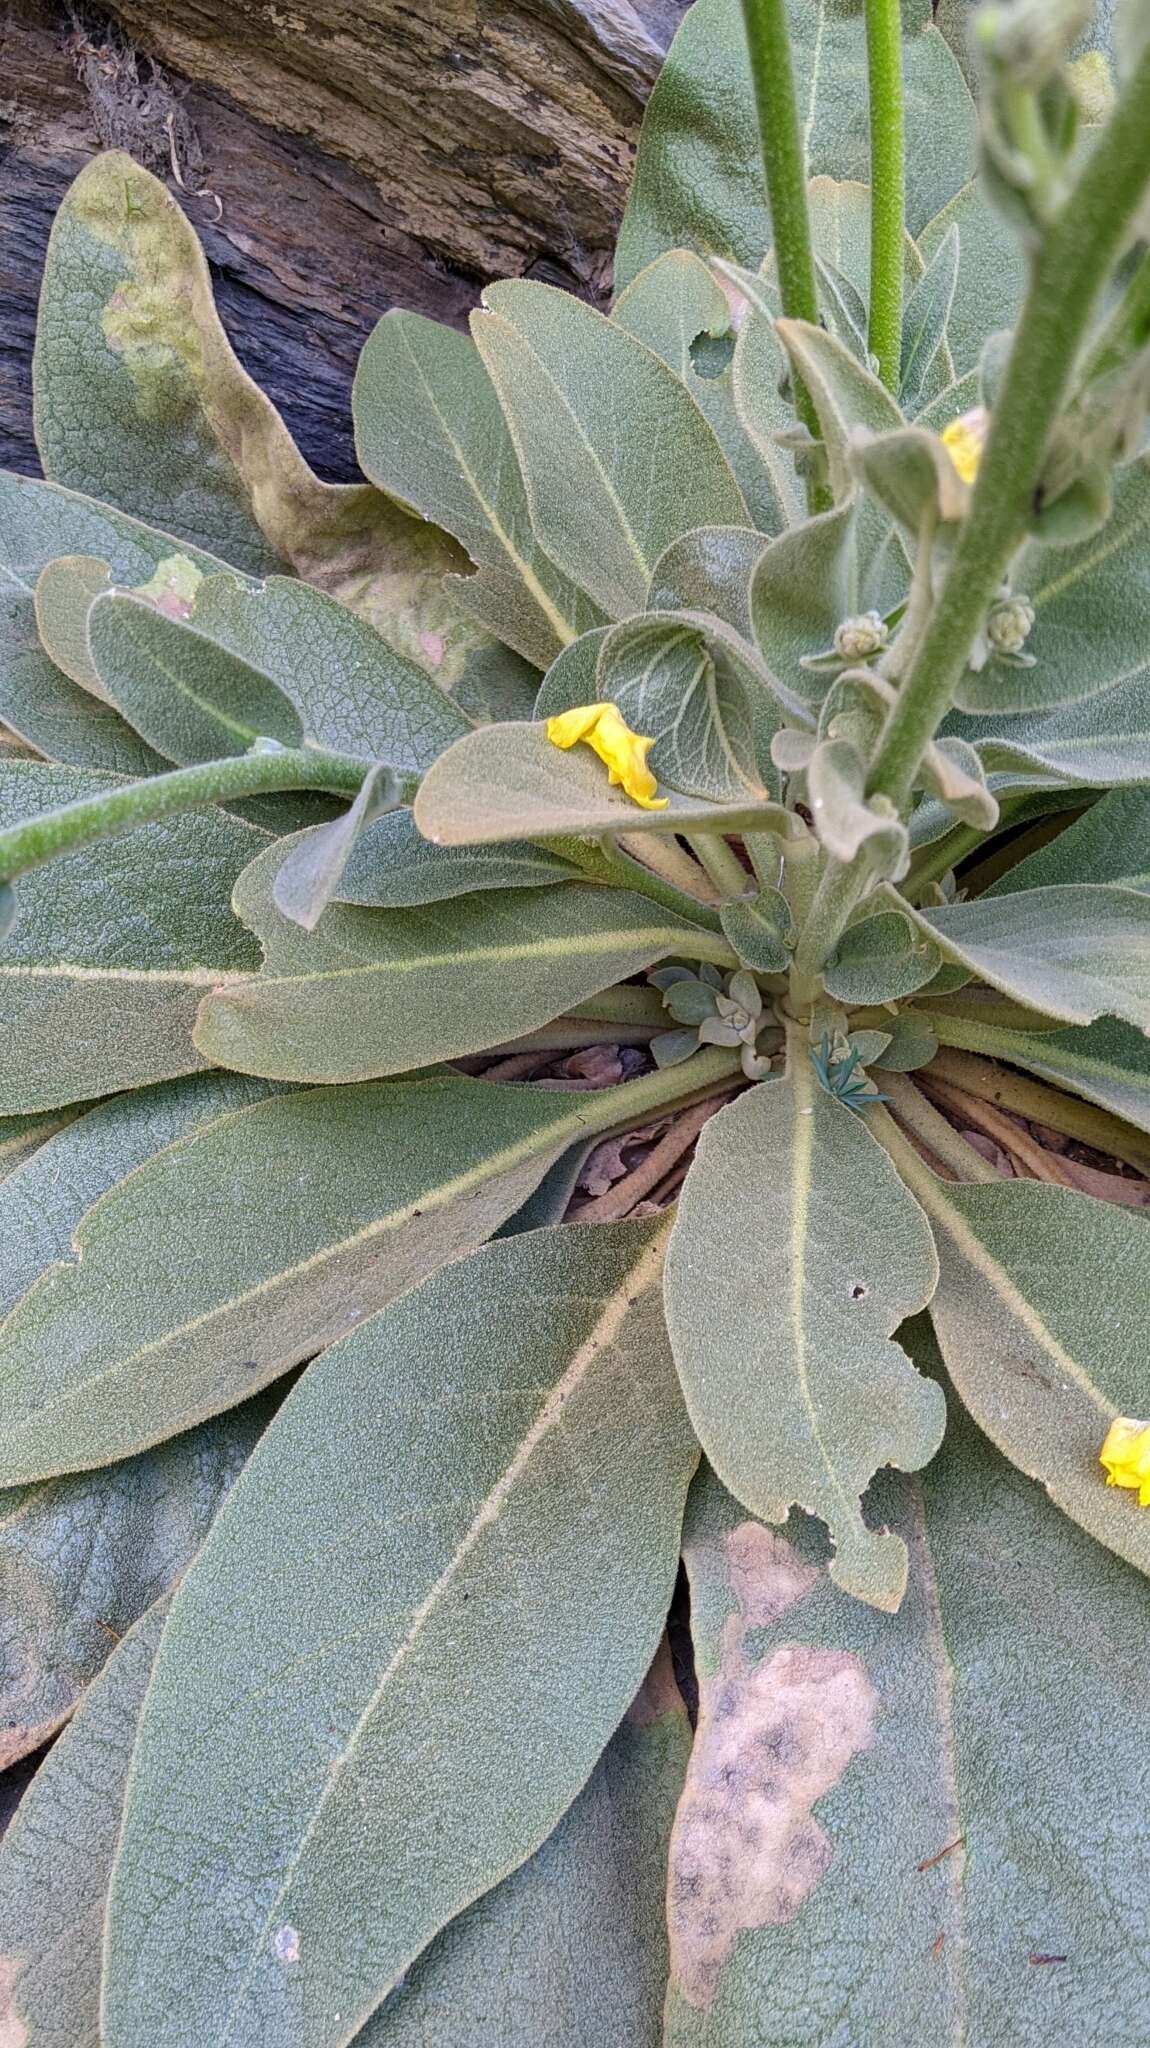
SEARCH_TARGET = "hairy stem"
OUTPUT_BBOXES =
[738,0,829,509]
[926,1045,1150,1174]
[864,0,905,393]
[867,32,1150,809]
[684,831,749,899]
[617,830,720,904]
[0,747,371,883]
[880,1072,1003,1182]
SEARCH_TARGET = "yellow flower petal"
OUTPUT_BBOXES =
[941,407,989,486]
[1099,1416,1150,1503]
[545,704,603,749]
[545,702,668,810]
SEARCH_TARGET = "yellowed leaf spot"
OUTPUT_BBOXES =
[668,1524,877,2009]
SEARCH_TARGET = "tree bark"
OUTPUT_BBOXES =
[0,0,683,483]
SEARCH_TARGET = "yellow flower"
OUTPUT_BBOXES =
[1099,1416,1150,1506]
[941,406,990,486]
[545,702,668,810]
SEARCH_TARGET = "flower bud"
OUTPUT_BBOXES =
[986,593,1036,655]
[832,610,889,662]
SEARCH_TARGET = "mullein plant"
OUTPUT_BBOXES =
[2,0,1150,2038]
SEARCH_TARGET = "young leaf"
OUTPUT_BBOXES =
[102,1220,698,2048]
[665,1411,1150,2037]
[354,1644,688,2047]
[823,911,941,1005]
[647,526,765,638]
[0,1597,172,2048]
[0,761,266,1115]
[749,499,860,707]
[900,225,961,414]
[413,722,787,846]
[0,1075,609,1483]
[0,1398,269,1769]
[907,883,1150,1031]
[664,1067,943,1610]
[850,424,970,532]
[775,321,905,500]
[195,841,735,1082]
[335,809,578,909]
[893,1152,1150,1583]
[614,0,976,286]
[353,311,600,668]
[472,281,748,617]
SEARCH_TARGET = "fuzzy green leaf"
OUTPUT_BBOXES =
[955,460,1150,714]
[900,225,960,413]
[615,0,976,285]
[103,1219,698,2048]
[195,844,732,1080]
[824,911,941,1005]
[0,1075,600,1482]
[750,499,860,706]
[335,809,577,908]
[775,321,905,501]
[612,251,788,534]
[647,527,764,638]
[87,590,303,762]
[664,1410,1150,2037]
[0,1597,172,2048]
[917,181,1027,376]
[664,1069,943,1609]
[360,1644,688,2048]
[95,571,472,770]
[0,1401,269,1770]
[0,761,266,1114]
[414,721,788,846]
[908,883,1150,1032]
[897,1154,1150,1582]
[353,311,600,668]
[472,282,748,618]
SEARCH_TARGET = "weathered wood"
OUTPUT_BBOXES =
[1,0,683,484]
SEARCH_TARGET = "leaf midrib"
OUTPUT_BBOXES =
[211,1226,668,2048]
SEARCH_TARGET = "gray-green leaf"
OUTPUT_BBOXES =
[103,1219,698,2048]
[664,1066,943,1609]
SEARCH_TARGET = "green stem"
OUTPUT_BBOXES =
[684,832,749,899]
[562,837,727,934]
[788,850,870,1001]
[867,33,1150,811]
[567,1046,744,1138]
[618,831,720,905]
[864,0,905,393]
[880,1071,1001,1182]
[903,820,987,899]
[738,0,829,510]
[0,747,369,883]
[925,1045,1150,1174]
